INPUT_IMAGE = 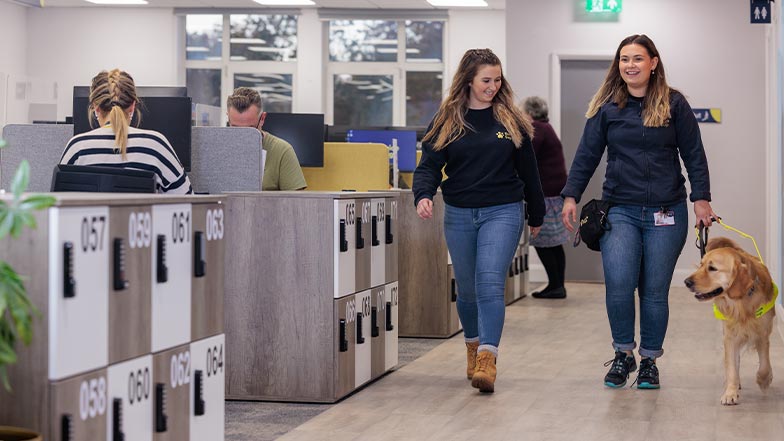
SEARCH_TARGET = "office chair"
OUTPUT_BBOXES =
[51,164,157,193]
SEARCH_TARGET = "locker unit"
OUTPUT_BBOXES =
[189,334,226,441]
[393,189,462,338]
[190,203,225,341]
[224,191,399,403]
[0,193,226,441]
[152,344,191,441]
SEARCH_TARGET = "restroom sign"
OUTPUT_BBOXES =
[751,0,771,24]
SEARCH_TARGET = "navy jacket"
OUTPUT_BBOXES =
[561,91,711,207]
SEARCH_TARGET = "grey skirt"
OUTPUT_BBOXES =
[530,196,570,248]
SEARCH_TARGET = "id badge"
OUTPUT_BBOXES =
[654,210,675,226]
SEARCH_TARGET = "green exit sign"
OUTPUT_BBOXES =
[586,0,622,13]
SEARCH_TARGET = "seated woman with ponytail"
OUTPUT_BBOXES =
[60,69,192,194]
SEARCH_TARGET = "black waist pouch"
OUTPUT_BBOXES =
[574,199,612,251]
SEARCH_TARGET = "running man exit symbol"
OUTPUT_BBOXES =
[751,0,771,24]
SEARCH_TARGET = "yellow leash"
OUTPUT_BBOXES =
[694,218,777,320]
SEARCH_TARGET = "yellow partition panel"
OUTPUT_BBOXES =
[302,142,390,191]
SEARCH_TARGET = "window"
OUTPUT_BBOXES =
[183,13,299,125]
[327,19,445,127]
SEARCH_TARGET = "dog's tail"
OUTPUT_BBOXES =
[706,236,742,252]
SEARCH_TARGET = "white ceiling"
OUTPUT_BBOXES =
[11,0,505,9]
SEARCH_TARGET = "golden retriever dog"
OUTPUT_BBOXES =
[684,237,775,405]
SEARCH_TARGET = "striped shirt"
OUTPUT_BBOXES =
[61,126,192,194]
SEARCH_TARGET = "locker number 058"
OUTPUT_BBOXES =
[79,376,107,421]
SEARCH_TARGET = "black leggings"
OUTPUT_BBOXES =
[534,245,565,290]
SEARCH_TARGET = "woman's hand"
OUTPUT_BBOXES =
[416,198,434,220]
[530,226,541,239]
[694,200,718,227]
[562,197,578,232]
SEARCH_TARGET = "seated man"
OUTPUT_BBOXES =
[226,87,307,191]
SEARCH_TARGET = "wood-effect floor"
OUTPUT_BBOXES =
[271,283,784,441]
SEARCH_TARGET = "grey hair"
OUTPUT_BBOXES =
[523,96,548,121]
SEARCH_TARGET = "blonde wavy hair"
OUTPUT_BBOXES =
[586,34,675,127]
[88,69,140,160]
[423,48,533,151]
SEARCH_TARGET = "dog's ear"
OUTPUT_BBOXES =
[727,254,754,299]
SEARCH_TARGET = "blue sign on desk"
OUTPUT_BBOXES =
[347,129,418,172]
[692,108,721,124]
[751,0,771,24]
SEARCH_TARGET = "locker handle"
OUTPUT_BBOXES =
[194,370,206,416]
[371,307,379,337]
[356,217,365,249]
[61,414,73,441]
[113,238,129,291]
[63,242,76,298]
[155,383,168,433]
[113,398,125,441]
[371,215,380,247]
[339,319,348,352]
[156,235,168,284]
[194,231,206,278]
[356,313,365,344]
[385,301,394,331]
[524,253,529,271]
[451,278,457,302]
[514,256,520,275]
[508,264,514,278]
[385,217,394,244]
[339,220,348,252]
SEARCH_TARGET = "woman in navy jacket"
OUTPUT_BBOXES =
[561,34,717,389]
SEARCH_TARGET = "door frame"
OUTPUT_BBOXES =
[548,52,613,139]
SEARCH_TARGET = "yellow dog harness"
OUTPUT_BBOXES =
[694,219,779,321]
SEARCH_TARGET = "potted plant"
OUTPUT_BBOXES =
[0,138,54,441]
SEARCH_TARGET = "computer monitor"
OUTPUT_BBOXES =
[51,164,156,193]
[262,113,325,167]
[346,129,418,172]
[72,86,192,171]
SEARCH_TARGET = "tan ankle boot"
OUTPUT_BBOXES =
[471,351,497,393]
[465,341,479,379]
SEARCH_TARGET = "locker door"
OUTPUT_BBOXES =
[384,282,399,371]
[334,199,356,298]
[151,204,193,352]
[50,368,108,441]
[107,355,154,441]
[49,206,109,380]
[384,198,398,283]
[191,203,225,341]
[189,334,225,441]
[370,285,386,379]
[152,345,191,441]
[447,265,461,334]
[334,295,356,399]
[108,206,152,364]
[354,290,372,387]
[355,198,372,292]
[370,198,386,288]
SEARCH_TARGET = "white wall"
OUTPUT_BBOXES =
[447,9,506,84]
[26,7,180,120]
[506,0,770,284]
[0,1,29,129]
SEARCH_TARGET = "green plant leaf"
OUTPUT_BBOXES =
[19,212,36,230]
[0,338,16,366]
[10,160,30,200]
[0,210,13,239]
[0,138,7,149]
[19,194,55,211]
[0,366,9,392]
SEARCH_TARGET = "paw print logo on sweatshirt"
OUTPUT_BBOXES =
[496,131,512,140]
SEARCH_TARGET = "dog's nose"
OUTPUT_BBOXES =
[684,278,694,288]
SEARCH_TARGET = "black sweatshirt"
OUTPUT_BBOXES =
[413,107,546,227]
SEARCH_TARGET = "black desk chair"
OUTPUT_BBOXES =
[51,164,157,193]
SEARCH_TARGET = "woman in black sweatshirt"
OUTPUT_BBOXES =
[413,48,545,393]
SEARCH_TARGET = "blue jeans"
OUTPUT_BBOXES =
[444,201,524,352]
[600,202,688,359]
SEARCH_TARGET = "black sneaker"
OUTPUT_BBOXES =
[635,358,660,389]
[532,287,567,299]
[603,351,637,388]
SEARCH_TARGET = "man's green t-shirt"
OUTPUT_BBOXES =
[261,131,308,191]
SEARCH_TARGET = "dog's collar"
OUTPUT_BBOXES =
[713,282,779,321]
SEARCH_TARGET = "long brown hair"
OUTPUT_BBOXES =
[88,69,140,160]
[423,48,533,151]
[586,34,674,127]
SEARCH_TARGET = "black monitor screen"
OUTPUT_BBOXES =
[262,113,324,168]
[72,86,192,171]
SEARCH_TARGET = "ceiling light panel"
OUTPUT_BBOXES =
[427,0,488,6]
